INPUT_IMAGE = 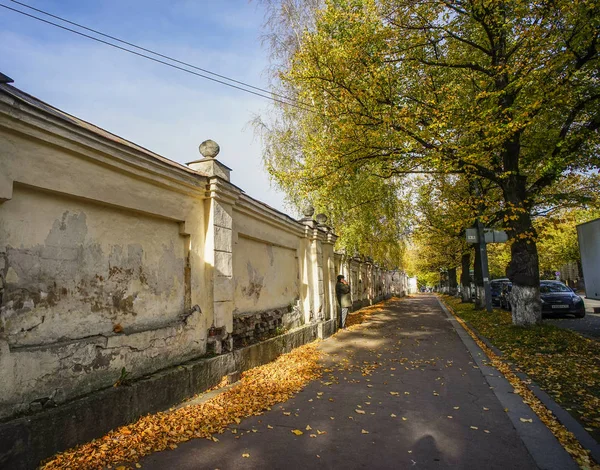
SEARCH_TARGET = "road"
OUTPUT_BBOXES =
[136,295,575,470]
[545,297,600,340]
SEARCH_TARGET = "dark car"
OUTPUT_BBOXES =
[540,280,585,318]
[499,282,512,310]
[490,278,509,306]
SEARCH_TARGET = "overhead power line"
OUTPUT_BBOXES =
[0,1,314,112]
[9,0,306,107]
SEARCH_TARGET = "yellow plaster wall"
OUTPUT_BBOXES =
[232,235,298,313]
[0,184,187,347]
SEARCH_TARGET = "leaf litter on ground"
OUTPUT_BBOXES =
[442,296,600,470]
[41,298,397,470]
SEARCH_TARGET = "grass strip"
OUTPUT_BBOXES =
[441,295,599,470]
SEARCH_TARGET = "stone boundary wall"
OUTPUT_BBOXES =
[0,318,336,470]
[0,81,408,468]
[0,85,211,422]
[232,304,303,348]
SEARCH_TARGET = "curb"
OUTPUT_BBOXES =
[437,297,578,470]
[459,312,600,465]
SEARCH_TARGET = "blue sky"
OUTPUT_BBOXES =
[0,0,292,213]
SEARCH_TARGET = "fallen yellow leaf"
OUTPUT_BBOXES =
[38,308,414,470]
[361,429,369,434]
[355,409,366,414]
[242,453,250,458]
[291,429,304,436]
[520,418,533,423]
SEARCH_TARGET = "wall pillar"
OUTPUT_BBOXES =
[315,214,337,321]
[203,181,239,333]
[187,140,239,340]
[312,233,324,320]
[322,231,337,320]
[299,206,316,323]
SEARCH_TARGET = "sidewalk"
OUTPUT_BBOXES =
[137,295,575,469]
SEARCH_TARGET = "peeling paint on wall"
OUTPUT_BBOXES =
[242,261,264,302]
[0,185,203,421]
[233,236,298,314]
[0,188,187,348]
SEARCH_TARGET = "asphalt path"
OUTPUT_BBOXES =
[136,295,573,470]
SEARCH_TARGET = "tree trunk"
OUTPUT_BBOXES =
[473,243,485,309]
[507,236,541,325]
[448,267,458,295]
[504,179,542,326]
[460,252,471,302]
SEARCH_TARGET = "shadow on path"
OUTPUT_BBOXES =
[137,295,540,470]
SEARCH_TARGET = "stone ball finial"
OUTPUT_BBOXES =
[315,213,328,225]
[302,204,315,218]
[199,139,220,159]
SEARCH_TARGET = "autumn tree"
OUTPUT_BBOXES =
[260,0,600,326]
[536,207,600,278]
[409,175,473,292]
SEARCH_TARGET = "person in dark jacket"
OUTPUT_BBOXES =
[336,274,352,328]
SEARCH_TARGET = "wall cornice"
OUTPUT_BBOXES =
[235,193,307,238]
[205,177,242,205]
[0,92,208,198]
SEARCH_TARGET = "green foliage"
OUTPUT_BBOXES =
[487,242,511,279]
[113,367,130,387]
[259,0,600,321]
[536,207,600,274]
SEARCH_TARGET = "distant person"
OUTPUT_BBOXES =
[336,274,352,328]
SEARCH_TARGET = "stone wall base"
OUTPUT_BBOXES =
[0,318,336,470]
[232,304,302,348]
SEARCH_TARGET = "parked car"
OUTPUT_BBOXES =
[490,278,509,306]
[540,280,585,318]
[500,282,512,310]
